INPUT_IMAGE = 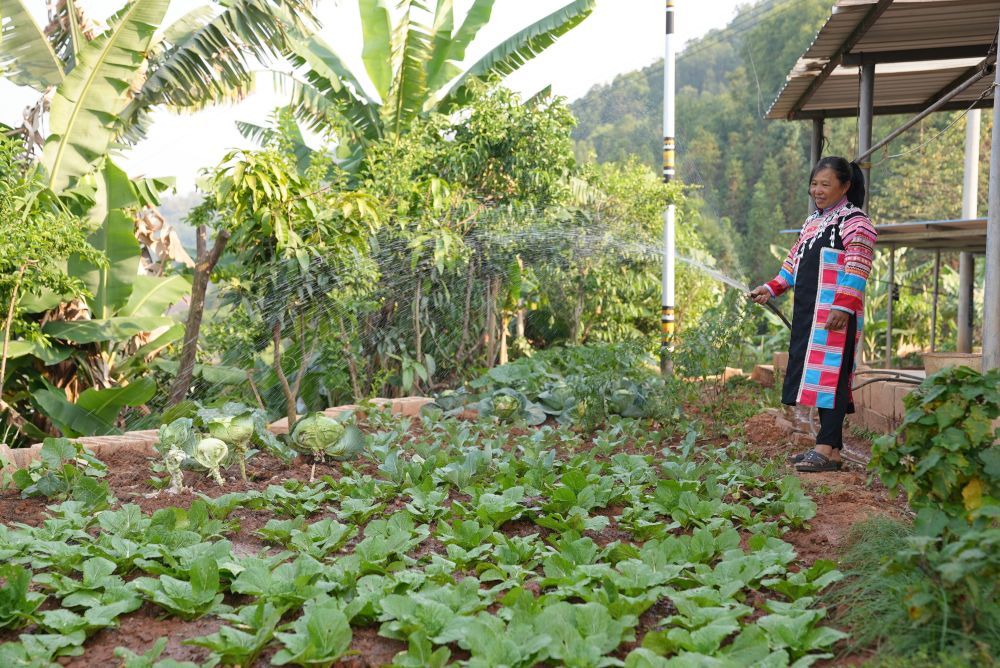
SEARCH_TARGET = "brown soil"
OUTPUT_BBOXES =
[742,408,909,564]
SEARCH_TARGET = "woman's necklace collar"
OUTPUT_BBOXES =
[817,196,849,215]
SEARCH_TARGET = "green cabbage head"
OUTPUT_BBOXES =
[291,414,346,460]
[195,437,228,486]
[207,413,254,447]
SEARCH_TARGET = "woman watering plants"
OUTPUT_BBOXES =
[747,157,877,473]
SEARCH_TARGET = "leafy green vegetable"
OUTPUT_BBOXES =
[272,597,354,667]
[207,411,255,481]
[133,555,227,620]
[194,437,229,486]
[0,564,45,629]
[186,601,283,666]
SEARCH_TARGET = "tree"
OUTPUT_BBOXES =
[1,0,317,190]
[0,137,101,439]
[208,145,381,428]
[743,157,784,286]
[246,0,595,168]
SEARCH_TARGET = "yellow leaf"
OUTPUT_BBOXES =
[962,478,984,511]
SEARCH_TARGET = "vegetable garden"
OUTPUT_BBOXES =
[2,0,999,665]
[2,349,852,667]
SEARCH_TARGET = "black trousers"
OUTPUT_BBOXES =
[815,314,857,450]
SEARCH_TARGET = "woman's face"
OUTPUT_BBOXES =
[809,167,851,210]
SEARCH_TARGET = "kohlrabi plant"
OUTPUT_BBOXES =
[207,411,255,481]
[195,438,229,486]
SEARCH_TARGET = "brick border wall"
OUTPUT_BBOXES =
[0,397,434,470]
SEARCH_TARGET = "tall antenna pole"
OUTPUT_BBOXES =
[660,0,677,375]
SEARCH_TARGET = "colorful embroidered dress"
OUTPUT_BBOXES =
[765,197,877,410]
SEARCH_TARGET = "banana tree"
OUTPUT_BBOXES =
[1,0,317,190]
[256,0,595,168]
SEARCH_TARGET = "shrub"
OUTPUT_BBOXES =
[869,366,999,518]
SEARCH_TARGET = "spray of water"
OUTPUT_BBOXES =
[24,204,788,436]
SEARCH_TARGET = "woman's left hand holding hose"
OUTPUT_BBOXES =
[747,286,771,305]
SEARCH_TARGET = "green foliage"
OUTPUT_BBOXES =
[0,347,854,664]
[869,366,1000,517]
[272,597,354,667]
[0,564,45,629]
[825,517,1000,662]
[132,555,227,620]
[11,438,111,510]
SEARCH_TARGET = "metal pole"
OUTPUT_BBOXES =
[982,38,1000,371]
[959,108,981,353]
[858,63,875,211]
[931,250,941,352]
[660,0,676,375]
[809,118,824,213]
[886,245,895,367]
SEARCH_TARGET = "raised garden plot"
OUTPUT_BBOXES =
[1,405,850,667]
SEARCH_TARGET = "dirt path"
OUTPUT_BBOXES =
[742,408,910,564]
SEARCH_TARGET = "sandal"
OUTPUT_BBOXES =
[787,450,810,464]
[794,450,842,472]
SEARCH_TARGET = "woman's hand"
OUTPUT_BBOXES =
[825,310,850,331]
[746,286,771,305]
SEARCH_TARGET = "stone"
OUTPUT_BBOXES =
[750,364,775,387]
[864,409,893,435]
[773,352,789,372]
[868,381,908,421]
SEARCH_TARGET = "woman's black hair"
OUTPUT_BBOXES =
[811,156,866,209]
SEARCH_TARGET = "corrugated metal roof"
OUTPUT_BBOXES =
[782,218,987,252]
[767,0,999,120]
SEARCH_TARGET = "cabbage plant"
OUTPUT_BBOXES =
[290,413,365,480]
[207,411,255,481]
[477,388,546,426]
[195,438,229,486]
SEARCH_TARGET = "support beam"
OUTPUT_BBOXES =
[886,245,895,367]
[856,65,993,164]
[931,250,941,352]
[790,96,994,121]
[809,118,824,213]
[858,62,875,211]
[959,108,981,353]
[787,0,893,117]
[842,45,994,66]
[982,34,1000,372]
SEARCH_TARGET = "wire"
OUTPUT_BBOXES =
[871,82,998,167]
[678,0,812,63]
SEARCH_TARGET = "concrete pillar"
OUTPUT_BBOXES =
[886,245,895,367]
[858,63,875,212]
[958,108,980,353]
[809,118,824,213]
[982,33,1000,371]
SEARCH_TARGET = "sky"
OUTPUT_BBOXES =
[1,0,747,192]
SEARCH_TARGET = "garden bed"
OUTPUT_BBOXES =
[1,389,912,667]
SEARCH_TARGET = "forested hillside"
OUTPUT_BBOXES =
[571,0,992,302]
